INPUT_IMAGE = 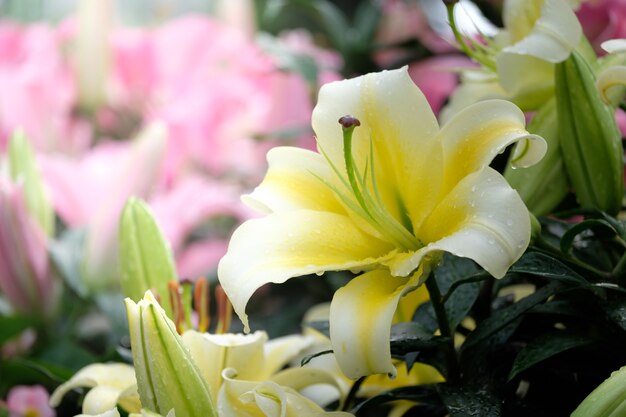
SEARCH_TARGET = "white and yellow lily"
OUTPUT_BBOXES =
[442,0,582,118]
[127,291,351,417]
[218,67,546,379]
[49,363,141,415]
[52,291,352,417]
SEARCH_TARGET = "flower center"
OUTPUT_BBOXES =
[317,115,422,251]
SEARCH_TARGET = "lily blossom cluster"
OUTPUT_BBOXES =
[51,198,351,417]
[0,10,340,290]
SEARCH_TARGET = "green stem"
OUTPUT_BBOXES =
[425,275,460,383]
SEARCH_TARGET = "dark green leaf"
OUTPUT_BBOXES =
[296,0,349,52]
[389,322,448,354]
[560,219,618,254]
[602,299,626,332]
[430,254,482,330]
[510,251,592,287]
[390,323,450,376]
[508,333,595,380]
[462,281,563,351]
[35,339,97,372]
[353,385,443,416]
[0,357,72,393]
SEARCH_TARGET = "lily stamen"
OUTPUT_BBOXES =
[337,115,421,251]
[167,281,186,334]
[194,277,210,333]
[215,285,232,334]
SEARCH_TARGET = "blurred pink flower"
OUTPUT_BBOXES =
[577,0,626,53]
[408,55,475,114]
[375,0,454,67]
[6,385,55,417]
[108,16,339,183]
[149,176,256,278]
[41,124,166,291]
[0,181,56,315]
[278,30,343,86]
[0,329,36,358]
[0,22,90,155]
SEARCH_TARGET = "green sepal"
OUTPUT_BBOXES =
[505,99,569,216]
[7,129,55,236]
[119,197,177,318]
[555,51,624,215]
[125,292,217,417]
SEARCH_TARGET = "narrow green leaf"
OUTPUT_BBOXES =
[462,281,563,351]
[508,333,594,380]
[353,385,443,416]
[509,251,592,287]
[560,219,618,254]
[353,0,381,45]
[435,256,481,331]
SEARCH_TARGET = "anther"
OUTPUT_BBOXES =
[338,115,361,129]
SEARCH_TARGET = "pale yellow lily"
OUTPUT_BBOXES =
[442,0,582,119]
[218,67,546,379]
[49,363,141,415]
[52,292,350,417]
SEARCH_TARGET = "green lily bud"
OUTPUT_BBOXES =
[555,50,624,215]
[7,130,54,236]
[572,365,626,416]
[505,99,569,216]
[125,291,217,417]
[119,197,177,318]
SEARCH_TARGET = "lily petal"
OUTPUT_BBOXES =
[329,269,421,379]
[49,363,139,413]
[601,39,626,54]
[501,0,581,63]
[393,168,529,278]
[182,330,267,400]
[263,335,315,378]
[243,147,344,215]
[75,409,121,417]
[311,67,443,228]
[270,368,344,396]
[218,210,395,331]
[438,99,546,195]
[497,0,581,105]
[219,369,353,417]
[597,65,626,104]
